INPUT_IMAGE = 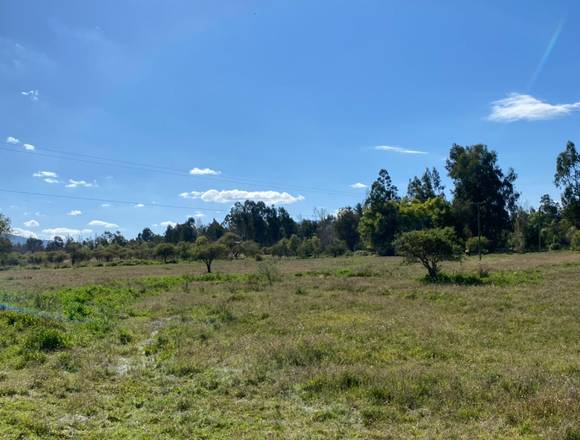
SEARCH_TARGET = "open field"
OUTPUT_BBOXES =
[0,252,579,439]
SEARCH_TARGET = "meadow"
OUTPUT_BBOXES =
[0,252,578,439]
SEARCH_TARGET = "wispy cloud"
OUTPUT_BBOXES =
[134,203,145,208]
[375,145,427,155]
[23,143,35,151]
[67,210,82,216]
[11,227,37,239]
[488,93,580,122]
[189,167,221,176]
[33,170,59,184]
[350,182,367,189]
[180,189,305,204]
[101,203,111,208]
[42,227,92,239]
[21,89,39,101]
[88,220,119,229]
[23,219,39,228]
[66,179,97,188]
[159,221,177,227]
[6,136,20,144]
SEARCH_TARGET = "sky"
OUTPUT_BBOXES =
[2,0,580,240]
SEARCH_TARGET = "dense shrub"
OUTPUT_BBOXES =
[465,236,490,255]
[394,227,462,278]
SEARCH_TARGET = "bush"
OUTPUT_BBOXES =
[394,227,462,278]
[465,236,490,255]
[257,260,281,286]
[571,230,580,251]
[24,328,68,352]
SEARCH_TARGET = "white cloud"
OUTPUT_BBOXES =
[159,221,177,227]
[134,203,145,208]
[23,219,39,228]
[11,227,37,238]
[66,179,96,188]
[180,189,305,204]
[192,212,205,218]
[67,210,82,216]
[21,89,39,101]
[6,136,20,144]
[33,170,57,178]
[350,182,367,189]
[375,145,427,155]
[488,93,580,122]
[42,227,92,239]
[101,203,111,208]
[88,220,119,229]
[22,143,35,151]
[189,167,221,176]
[33,170,59,183]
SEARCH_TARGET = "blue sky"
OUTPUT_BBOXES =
[2,0,580,240]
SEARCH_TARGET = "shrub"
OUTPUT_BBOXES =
[24,328,68,352]
[465,236,490,255]
[394,227,462,278]
[256,260,281,286]
[571,230,580,251]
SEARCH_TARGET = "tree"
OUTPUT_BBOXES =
[25,237,44,253]
[204,219,225,241]
[335,207,360,251]
[0,214,12,266]
[0,213,10,236]
[137,227,158,243]
[359,169,400,255]
[154,243,177,263]
[446,144,519,246]
[555,141,580,226]
[192,236,226,273]
[394,227,462,278]
[218,232,242,258]
[407,168,445,201]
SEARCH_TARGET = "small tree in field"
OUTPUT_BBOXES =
[193,237,226,273]
[154,243,176,263]
[394,227,462,278]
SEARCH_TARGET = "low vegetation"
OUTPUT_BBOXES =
[0,252,578,438]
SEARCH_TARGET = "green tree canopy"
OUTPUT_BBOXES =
[446,144,519,246]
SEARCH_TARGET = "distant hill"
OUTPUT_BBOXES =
[5,234,33,246]
[5,234,48,246]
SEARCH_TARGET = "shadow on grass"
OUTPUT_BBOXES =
[423,270,542,286]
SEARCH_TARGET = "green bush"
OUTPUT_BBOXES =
[24,328,68,352]
[465,236,490,255]
[395,227,462,278]
[571,230,580,251]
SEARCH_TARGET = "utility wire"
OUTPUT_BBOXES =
[1,145,362,197]
[0,188,227,213]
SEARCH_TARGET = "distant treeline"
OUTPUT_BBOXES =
[1,142,580,267]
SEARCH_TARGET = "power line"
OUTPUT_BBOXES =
[0,188,321,220]
[1,145,362,197]
[0,188,227,213]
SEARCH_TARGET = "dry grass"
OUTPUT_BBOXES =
[0,252,579,439]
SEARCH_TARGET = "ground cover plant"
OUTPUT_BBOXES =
[0,252,578,439]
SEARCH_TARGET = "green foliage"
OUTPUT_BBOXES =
[154,243,177,263]
[555,141,580,227]
[395,227,462,278]
[256,260,281,286]
[446,144,519,246]
[465,236,490,255]
[193,237,227,273]
[571,230,580,251]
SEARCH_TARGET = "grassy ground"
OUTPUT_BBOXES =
[0,252,579,439]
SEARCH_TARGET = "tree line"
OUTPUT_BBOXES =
[1,142,579,269]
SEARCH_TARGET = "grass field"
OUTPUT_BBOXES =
[0,252,579,439]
